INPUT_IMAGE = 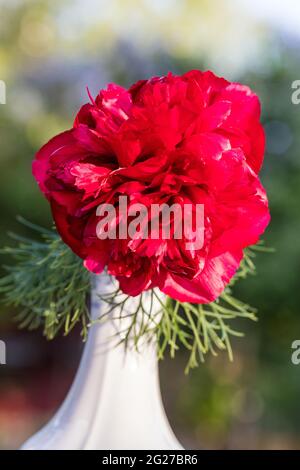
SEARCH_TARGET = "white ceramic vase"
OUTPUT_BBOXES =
[20,273,183,450]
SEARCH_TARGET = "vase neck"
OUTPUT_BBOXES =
[90,272,165,351]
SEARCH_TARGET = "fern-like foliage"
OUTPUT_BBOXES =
[0,218,91,340]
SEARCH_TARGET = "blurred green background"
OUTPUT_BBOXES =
[0,0,300,449]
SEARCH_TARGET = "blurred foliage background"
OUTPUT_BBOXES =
[0,0,300,449]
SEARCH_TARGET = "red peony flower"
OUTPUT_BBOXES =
[33,70,270,303]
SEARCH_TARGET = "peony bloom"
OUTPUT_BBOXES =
[33,70,270,303]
